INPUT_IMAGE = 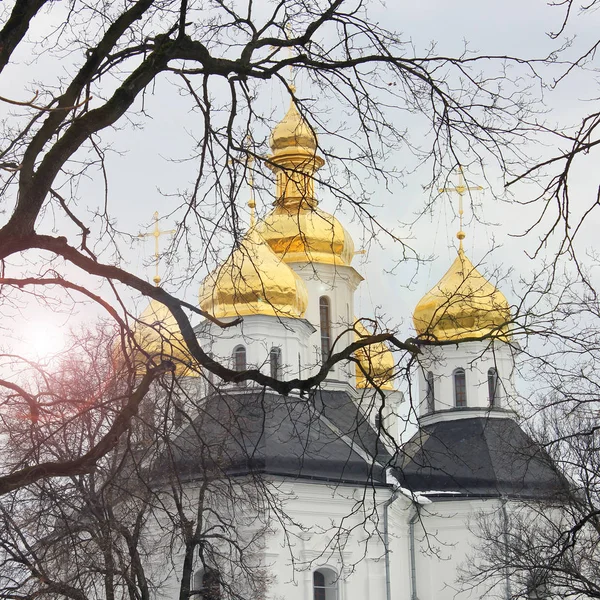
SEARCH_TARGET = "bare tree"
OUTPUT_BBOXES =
[0,0,543,495]
[465,389,600,600]
[2,3,600,599]
[0,327,277,600]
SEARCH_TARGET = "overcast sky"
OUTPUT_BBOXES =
[3,1,600,385]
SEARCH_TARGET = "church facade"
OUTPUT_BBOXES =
[140,92,562,600]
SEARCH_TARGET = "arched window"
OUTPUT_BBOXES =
[313,568,338,600]
[270,347,282,379]
[233,345,246,372]
[173,401,184,429]
[319,296,331,361]
[374,412,382,434]
[425,371,435,413]
[298,352,302,378]
[207,352,215,386]
[488,367,499,407]
[193,568,221,600]
[233,346,246,386]
[454,368,467,408]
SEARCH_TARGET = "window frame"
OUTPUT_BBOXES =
[192,567,221,600]
[319,296,331,362]
[313,567,338,600]
[454,368,467,408]
[270,346,282,379]
[425,371,435,413]
[233,345,246,385]
[374,412,382,434]
[207,352,215,386]
[488,367,499,407]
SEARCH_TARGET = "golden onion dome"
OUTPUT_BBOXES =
[354,320,395,391]
[259,89,355,266]
[270,94,319,156]
[267,91,325,208]
[413,244,511,342]
[199,227,308,319]
[131,299,199,377]
[256,204,355,266]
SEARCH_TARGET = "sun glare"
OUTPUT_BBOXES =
[21,322,66,360]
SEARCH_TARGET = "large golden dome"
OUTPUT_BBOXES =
[354,320,395,390]
[413,245,511,342]
[257,204,355,266]
[131,299,199,376]
[199,227,308,319]
[258,90,355,266]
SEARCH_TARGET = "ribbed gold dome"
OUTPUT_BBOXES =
[132,299,199,376]
[270,97,319,156]
[413,247,511,342]
[259,91,355,266]
[257,204,355,266]
[199,227,308,318]
[354,320,395,390]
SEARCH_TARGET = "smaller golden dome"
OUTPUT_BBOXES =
[413,248,511,342]
[267,94,325,209]
[257,204,355,266]
[132,299,199,376]
[199,227,308,319]
[354,320,395,391]
[270,96,319,156]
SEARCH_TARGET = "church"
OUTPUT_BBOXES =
[136,89,563,600]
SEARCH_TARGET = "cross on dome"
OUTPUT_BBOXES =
[138,211,176,286]
[438,165,483,250]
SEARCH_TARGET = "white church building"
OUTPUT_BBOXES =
[137,91,563,600]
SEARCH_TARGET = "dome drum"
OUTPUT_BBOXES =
[271,163,322,209]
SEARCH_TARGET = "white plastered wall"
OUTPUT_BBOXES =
[412,498,507,600]
[288,262,363,388]
[416,340,519,421]
[261,480,412,600]
[197,314,315,381]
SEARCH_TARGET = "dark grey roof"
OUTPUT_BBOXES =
[394,417,566,499]
[170,388,394,485]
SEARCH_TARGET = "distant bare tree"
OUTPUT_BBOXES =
[0,327,274,600]
[466,396,600,600]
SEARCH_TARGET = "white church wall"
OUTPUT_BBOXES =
[152,476,274,600]
[260,480,411,600]
[289,262,363,386]
[151,477,416,600]
[413,498,504,600]
[416,340,518,419]
[140,475,527,600]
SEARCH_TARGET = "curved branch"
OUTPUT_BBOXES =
[0,362,171,497]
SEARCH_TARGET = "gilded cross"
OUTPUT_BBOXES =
[245,135,256,227]
[138,211,176,286]
[229,135,257,227]
[270,23,296,91]
[285,22,295,88]
[439,165,483,248]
